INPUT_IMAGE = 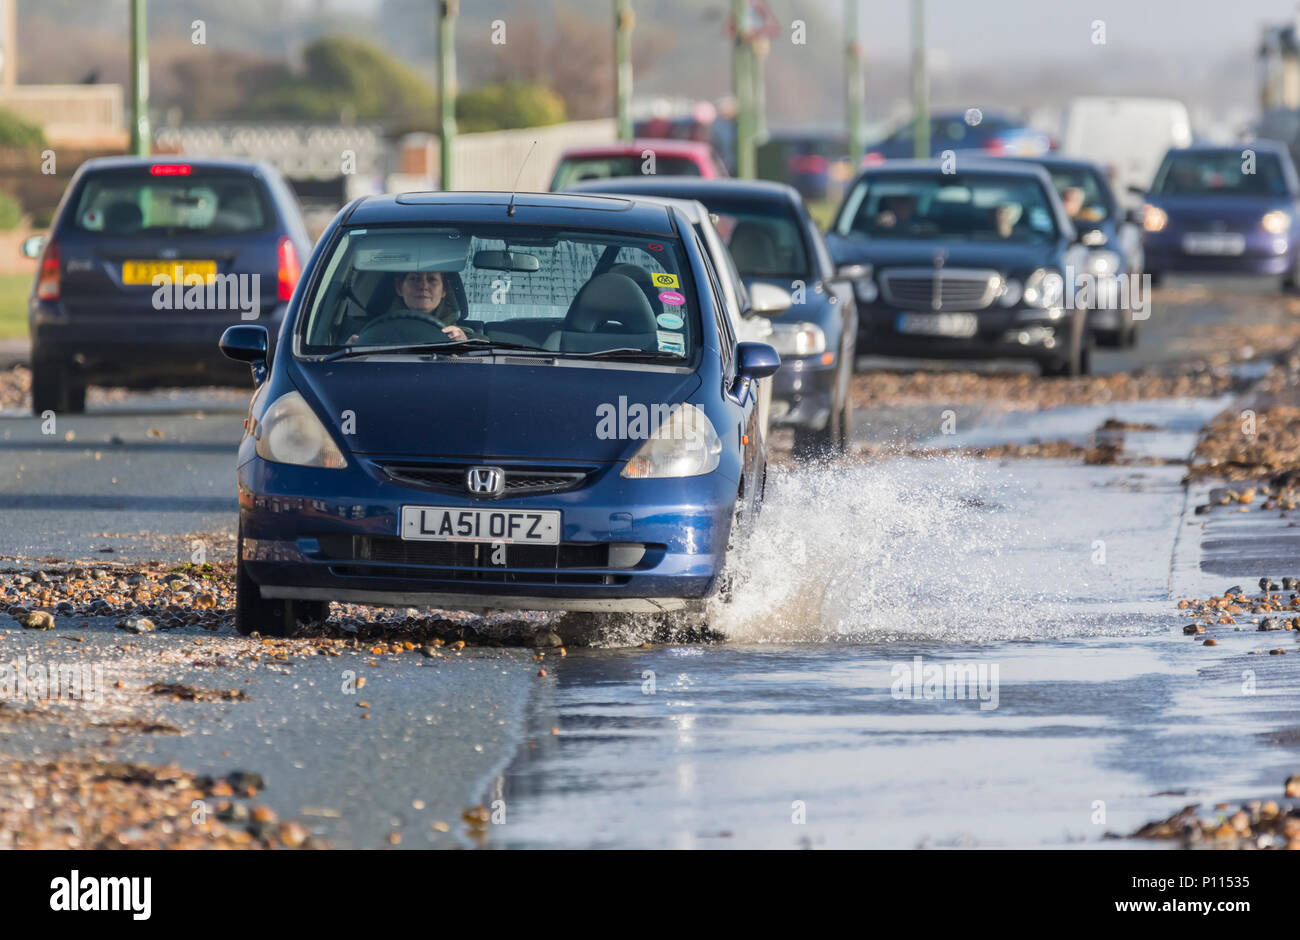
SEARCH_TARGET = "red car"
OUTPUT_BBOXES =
[548,139,728,191]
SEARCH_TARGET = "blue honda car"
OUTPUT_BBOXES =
[219,191,779,636]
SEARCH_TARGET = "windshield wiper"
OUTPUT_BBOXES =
[564,347,687,362]
[318,338,547,362]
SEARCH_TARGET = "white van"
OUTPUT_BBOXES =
[1061,97,1193,199]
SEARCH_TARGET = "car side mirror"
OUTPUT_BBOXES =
[20,235,44,259]
[1126,185,1148,200]
[747,282,793,317]
[736,341,781,380]
[220,325,269,384]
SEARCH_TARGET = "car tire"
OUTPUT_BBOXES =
[234,532,327,637]
[30,358,84,415]
[1147,271,1163,289]
[1122,322,1139,348]
[1039,329,1091,378]
[836,376,854,455]
[792,413,835,460]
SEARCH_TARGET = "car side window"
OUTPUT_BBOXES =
[707,258,737,377]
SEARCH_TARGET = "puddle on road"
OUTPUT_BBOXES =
[483,395,1300,848]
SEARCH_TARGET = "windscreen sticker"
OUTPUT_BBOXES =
[650,272,679,289]
[657,330,685,354]
[647,243,664,252]
[658,289,685,306]
[657,312,684,329]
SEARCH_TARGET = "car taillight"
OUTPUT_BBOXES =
[862,151,885,167]
[36,240,59,301]
[277,236,300,302]
[982,138,1006,155]
[150,164,192,176]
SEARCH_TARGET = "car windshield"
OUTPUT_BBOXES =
[698,198,811,279]
[1043,166,1112,222]
[71,168,271,235]
[835,173,1060,243]
[551,156,702,189]
[1151,152,1290,197]
[299,224,698,361]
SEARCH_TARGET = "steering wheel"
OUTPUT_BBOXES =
[353,312,452,346]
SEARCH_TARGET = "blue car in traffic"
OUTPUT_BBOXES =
[219,191,779,636]
[566,177,858,457]
[1137,141,1300,289]
[863,110,1052,164]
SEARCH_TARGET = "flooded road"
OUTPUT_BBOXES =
[483,402,1300,848]
[2,277,1299,849]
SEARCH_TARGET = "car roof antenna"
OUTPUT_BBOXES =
[506,140,538,217]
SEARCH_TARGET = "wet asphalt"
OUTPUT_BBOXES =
[2,273,1300,848]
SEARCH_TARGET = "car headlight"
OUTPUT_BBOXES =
[254,390,347,469]
[766,321,826,357]
[621,403,721,479]
[1142,204,1167,233]
[1022,268,1064,308]
[997,277,1023,307]
[1085,249,1121,277]
[1262,210,1292,234]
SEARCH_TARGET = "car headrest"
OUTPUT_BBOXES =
[607,262,663,313]
[563,272,657,333]
[104,201,143,234]
[728,221,778,272]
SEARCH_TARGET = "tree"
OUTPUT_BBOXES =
[248,36,437,123]
[457,82,567,133]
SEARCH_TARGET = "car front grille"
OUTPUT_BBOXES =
[372,461,593,497]
[879,268,1001,311]
[316,535,635,586]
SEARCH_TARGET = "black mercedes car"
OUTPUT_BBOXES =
[826,160,1093,376]
[568,177,858,456]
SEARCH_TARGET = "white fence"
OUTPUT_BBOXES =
[447,119,616,192]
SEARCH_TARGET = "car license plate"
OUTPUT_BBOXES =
[895,312,978,337]
[400,506,561,544]
[121,260,218,285]
[1181,233,1245,256]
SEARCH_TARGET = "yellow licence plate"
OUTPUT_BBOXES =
[121,260,218,285]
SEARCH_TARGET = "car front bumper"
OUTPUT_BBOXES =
[1144,230,1296,275]
[855,305,1071,361]
[769,354,836,430]
[238,454,738,613]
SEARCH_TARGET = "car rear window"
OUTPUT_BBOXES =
[299,223,700,361]
[69,168,273,236]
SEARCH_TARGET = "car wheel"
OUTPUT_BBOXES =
[1039,331,1090,378]
[1093,329,1121,349]
[234,531,327,637]
[30,358,83,415]
[836,381,854,455]
[1147,271,1163,289]
[1122,322,1139,348]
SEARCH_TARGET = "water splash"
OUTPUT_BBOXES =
[709,455,1074,643]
